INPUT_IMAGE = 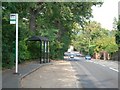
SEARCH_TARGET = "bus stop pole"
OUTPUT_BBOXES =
[15,14,18,74]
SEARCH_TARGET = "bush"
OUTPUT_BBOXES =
[19,40,30,63]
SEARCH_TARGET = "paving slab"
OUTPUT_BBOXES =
[2,61,50,88]
[21,60,78,88]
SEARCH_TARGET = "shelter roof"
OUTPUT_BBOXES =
[27,36,49,41]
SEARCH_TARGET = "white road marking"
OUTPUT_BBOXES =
[85,60,93,63]
[109,67,119,72]
[101,64,106,67]
[91,61,119,72]
[89,60,93,62]
[94,62,99,64]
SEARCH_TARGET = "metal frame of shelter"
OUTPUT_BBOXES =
[27,36,49,63]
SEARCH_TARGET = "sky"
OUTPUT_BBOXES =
[91,0,119,30]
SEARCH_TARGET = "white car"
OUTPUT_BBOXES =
[85,55,91,60]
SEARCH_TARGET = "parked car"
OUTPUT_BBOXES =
[85,55,91,60]
[64,51,81,61]
[70,54,75,58]
[76,53,81,57]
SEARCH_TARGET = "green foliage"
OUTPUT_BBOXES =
[116,18,120,46]
[73,21,118,57]
[2,17,16,68]
[27,41,40,59]
[19,40,30,61]
[95,36,118,53]
[115,31,120,45]
[2,2,102,68]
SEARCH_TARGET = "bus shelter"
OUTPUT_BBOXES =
[27,36,49,64]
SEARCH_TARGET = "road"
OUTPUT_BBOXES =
[70,57,118,88]
[21,58,118,88]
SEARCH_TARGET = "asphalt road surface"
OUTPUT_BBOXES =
[70,57,118,88]
[21,58,118,88]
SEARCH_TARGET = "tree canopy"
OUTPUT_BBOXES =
[72,21,118,56]
[2,2,102,68]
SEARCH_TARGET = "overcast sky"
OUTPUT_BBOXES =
[91,0,119,30]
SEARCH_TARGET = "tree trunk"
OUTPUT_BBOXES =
[29,2,44,31]
[29,8,36,31]
[55,19,67,41]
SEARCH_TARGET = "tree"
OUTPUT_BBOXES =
[116,17,120,46]
[73,21,103,54]
[73,21,118,59]
[115,16,120,61]
[2,2,103,68]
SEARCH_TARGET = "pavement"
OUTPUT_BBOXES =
[21,60,78,88]
[2,58,119,89]
[2,60,51,89]
[21,59,119,88]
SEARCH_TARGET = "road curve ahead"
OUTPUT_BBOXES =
[70,58,118,88]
